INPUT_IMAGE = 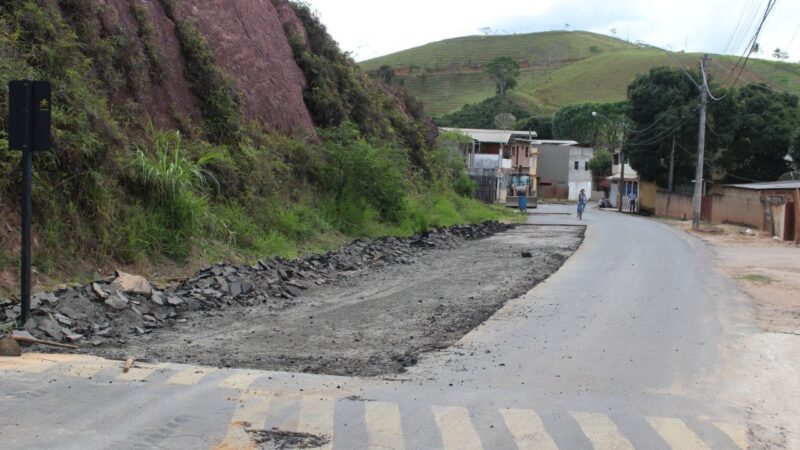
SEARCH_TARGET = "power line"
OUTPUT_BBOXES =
[726,0,779,87]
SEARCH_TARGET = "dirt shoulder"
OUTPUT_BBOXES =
[84,225,584,376]
[672,221,800,335]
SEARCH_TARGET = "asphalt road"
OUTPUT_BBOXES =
[0,203,786,449]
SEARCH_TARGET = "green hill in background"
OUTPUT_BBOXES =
[360,31,800,117]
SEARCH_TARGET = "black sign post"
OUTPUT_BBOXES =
[8,80,51,326]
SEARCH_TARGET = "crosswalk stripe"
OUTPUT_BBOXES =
[713,422,749,449]
[297,395,335,450]
[216,389,272,450]
[365,401,405,450]
[0,356,55,373]
[116,365,159,382]
[500,408,558,450]
[646,416,711,450]
[168,367,218,385]
[218,371,262,390]
[432,406,484,450]
[571,412,634,450]
[63,363,108,378]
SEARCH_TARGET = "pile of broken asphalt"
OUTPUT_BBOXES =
[1,221,513,350]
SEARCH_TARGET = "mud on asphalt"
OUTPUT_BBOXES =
[4,223,584,377]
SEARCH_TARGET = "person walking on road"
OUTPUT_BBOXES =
[577,188,588,220]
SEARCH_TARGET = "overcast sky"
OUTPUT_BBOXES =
[303,0,800,63]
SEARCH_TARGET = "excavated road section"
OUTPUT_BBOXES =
[92,225,584,376]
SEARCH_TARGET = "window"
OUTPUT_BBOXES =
[574,161,579,170]
[585,161,589,171]
[613,154,620,165]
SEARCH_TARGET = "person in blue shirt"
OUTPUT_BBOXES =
[628,190,637,213]
[577,189,588,219]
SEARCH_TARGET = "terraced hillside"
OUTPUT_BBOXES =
[361,31,800,116]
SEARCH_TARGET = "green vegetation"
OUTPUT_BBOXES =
[736,274,776,283]
[624,67,799,186]
[588,148,612,178]
[553,102,626,145]
[435,95,533,129]
[361,32,800,117]
[485,56,520,96]
[0,0,514,293]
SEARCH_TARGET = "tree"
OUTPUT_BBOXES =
[588,149,613,191]
[625,66,798,186]
[720,85,798,182]
[623,66,726,187]
[375,65,396,84]
[434,95,531,129]
[515,116,553,139]
[773,48,789,62]
[485,56,520,96]
[790,128,800,165]
[552,102,626,147]
[750,42,761,55]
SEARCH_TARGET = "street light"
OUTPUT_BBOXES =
[592,111,626,212]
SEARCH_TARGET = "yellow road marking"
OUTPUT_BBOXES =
[116,365,159,382]
[713,422,749,449]
[214,389,272,450]
[646,416,711,450]
[500,408,558,450]
[431,405,484,450]
[218,371,263,390]
[63,363,109,378]
[168,367,218,385]
[365,401,405,450]
[297,395,335,450]
[570,412,634,450]
[0,356,55,373]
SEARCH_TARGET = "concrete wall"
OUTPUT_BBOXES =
[710,187,764,229]
[537,144,570,184]
[639,181,658,214]
[656,191,693,220]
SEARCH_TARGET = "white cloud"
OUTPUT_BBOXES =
[303,0,800,63]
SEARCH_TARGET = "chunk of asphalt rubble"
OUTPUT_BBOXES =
[61,328,84,342]
[150,291,165,306]
[105,291,129,310]
[91,282,109,300]
[166,296,183,306]
[521,251,533,258]
[113,270,153,297]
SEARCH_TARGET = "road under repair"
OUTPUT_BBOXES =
[84,225,584,376]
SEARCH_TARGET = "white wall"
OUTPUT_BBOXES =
[569,181,593,201]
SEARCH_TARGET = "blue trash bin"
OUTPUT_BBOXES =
[518,195,528,211]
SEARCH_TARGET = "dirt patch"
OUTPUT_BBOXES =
[60,225,582,376]
[665,221,800,335]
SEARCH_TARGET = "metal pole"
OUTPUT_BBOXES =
[20,148,32,325]
[692,54,709,230]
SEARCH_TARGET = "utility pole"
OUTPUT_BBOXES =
[692,54,709,230]
[618,149,625,212]
[666,135,676,215]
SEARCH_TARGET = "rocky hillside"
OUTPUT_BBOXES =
[0,0,504,298]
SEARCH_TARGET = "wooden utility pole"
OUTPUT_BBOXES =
[692,54,709,230]
[666,135,676,215]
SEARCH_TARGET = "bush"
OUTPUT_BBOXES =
[454,173,476,197]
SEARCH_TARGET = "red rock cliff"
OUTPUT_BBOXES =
[103,0,315,137]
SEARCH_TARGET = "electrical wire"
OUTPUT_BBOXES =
[726,0,779,87]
